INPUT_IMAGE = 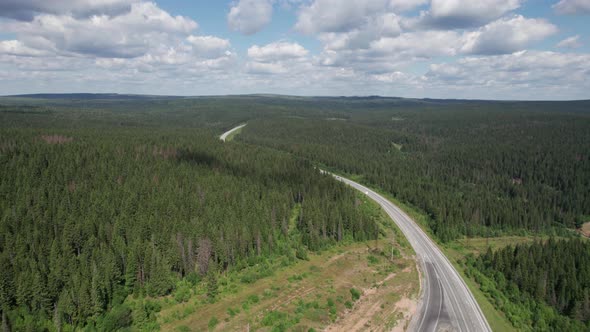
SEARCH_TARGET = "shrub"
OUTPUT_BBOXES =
[350,288,361,301]
[174,280,192,303]
[367,255,379,265]
[262,311,287,326]
[247,294,260,304]
[208,317,219,330]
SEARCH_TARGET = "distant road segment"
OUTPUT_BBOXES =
[220,124,247,142]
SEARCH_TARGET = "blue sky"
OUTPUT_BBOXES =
[0,0,589,99]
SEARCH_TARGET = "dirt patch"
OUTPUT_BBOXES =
[40,135,73,144]
[324,267,417,332]
[391,297,417,332]
[160,241,419,332]
[578,222,590,238]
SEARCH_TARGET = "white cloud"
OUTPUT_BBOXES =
[248,41,308,62]
[317,13,402,51]
[461,15,558,54]
[417,0,523,29]
[388,0,428,12]
[557,35,582,48]
[0,0,140,20]
[0,40,48,57]
[0,0,237,95]
[553,0,590,14]
[424,51,590,99]
[372,31,460,57]
[295,0,390,34]
[187,35,231,58]
[3,2,198,58]
[0,0,588,100]
[228,0,273,35]
[246,61,287,74]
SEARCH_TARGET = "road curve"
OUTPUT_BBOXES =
[328,173,492,332]
[219,123,247,142]
[219,125,491,331]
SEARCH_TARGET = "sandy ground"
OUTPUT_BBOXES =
[324,268,418,332]
[578,222,590,237]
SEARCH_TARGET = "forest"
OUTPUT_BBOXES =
[465,239,590,331]
[0,100,379,330]
[1,94,589,330]
[238,101,590,242]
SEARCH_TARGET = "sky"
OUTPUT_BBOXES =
[0,0,589,100]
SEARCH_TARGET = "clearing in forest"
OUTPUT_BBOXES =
[159,207,419,332]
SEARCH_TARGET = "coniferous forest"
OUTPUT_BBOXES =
[465,239,590,331]
[1,95,589,330]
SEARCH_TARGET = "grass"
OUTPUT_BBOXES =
[158,194,419,331]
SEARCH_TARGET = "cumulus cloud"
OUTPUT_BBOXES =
[557,35,582,48]
[553,0,590,14]
[246,61,287,74]
[0,40,48,57]
[0,0,588,100]
[1,2,197,59]
[248,41,308,62]
[187,35,232,58]
[461,15,558,54]
[389,0,429,12]
[246,41,308,76]
[0,0,140,21]
[317,13,402,51]
[424,51,590,98]
[228,0,273,35]
[295,0,390,34]
[0,0,237,96]
[416,0,523,29]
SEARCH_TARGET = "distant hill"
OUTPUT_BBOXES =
[3,93,183,100]
[2,93,588,104]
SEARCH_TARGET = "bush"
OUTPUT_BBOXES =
[261,310,288,326]
[367,255,379,265]
[208,317,219,330]
[350,288,361,301]
[174,280,192,303]
[296,245,309,260]
[247,294,260,304]
[227,307,240,317]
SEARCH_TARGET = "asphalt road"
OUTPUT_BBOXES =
[219,125,491,331]
[219,123,246,141]
[329,173,492,332]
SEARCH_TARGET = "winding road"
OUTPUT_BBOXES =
[220,124,492,331]
[330,174,492,332]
